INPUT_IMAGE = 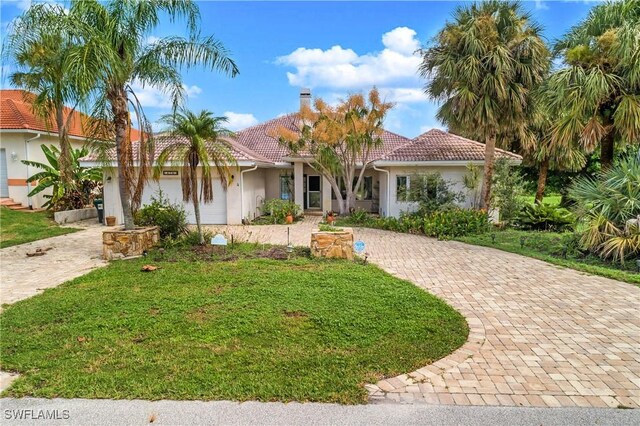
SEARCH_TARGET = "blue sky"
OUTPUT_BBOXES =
[1,1,598,137]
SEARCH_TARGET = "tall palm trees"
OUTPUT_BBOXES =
[547,0,640,170]
[154,109,236,244]
[66,0,239,230]
[5,3,101,187]
[419,1,549,209]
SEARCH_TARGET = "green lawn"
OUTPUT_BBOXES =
[0,207,80,248]
[520,193,562,206]
[0,243,468,403]
[456,230,640,286]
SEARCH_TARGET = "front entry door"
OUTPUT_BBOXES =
[306,175,321,209]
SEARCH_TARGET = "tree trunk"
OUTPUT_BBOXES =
[330,182,347,215]
[600,130,615,171]
[110,88,135,230]
[480,133,496,210]
[191,166,204,244]
[56,104,72,186]
[535,158,549,204]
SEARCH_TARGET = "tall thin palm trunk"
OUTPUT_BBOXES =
[600,129,615,171]
[55,103,72,186]
[191,165,204,244]
[110,88,135,229]
[535,158,549,203]
[480,133,496,210]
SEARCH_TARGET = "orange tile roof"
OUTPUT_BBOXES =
[381,129,522,162]
[235,113,411,162]
[82,134,273,164]
[0,89,140,140]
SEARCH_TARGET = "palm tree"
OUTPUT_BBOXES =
[5,3,101,186]
[69,0,239,230]
[154,109,236,244]
[419,0,549,209]
[527,95,586,203]
[569,154,640,264]
[548,0,640,170]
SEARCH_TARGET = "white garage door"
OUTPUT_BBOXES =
[0,149,9,198]
[142,177,227,224]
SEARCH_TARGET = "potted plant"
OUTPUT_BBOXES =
[285,210,294,224]
[326,210,335,225]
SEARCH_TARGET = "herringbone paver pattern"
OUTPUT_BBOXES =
[208,219,640,408]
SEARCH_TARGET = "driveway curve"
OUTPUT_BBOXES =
[208,219,640,409]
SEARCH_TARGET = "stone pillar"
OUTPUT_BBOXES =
[294,161,304,211]
[102,226,160,260]
[310,227,354,260]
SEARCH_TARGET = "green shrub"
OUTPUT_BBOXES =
[408,172,465,215]
[135,191,188,239]
[423,209,489,239]
[517,203,575,232]
[318,224,344,232]
[259,199,301,224]
[181,229,215,246]
[349,208,371,224]
[569,154,640,264]
[492,158,526,224]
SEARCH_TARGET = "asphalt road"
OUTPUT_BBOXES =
[1,398,638,426]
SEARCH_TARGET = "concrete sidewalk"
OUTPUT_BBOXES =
[1,398,638,426]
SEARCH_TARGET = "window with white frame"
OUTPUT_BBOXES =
[396,175,410,201]
[280,175,293,200]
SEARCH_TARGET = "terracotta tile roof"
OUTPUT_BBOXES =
[235,113,411,162]
[0,89,140,140]
[235,114,298,162]
[381,129,522,162]
[81,134,272,164]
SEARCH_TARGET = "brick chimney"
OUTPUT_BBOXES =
[300,88,311,110]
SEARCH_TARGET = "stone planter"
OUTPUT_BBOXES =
[53,207,97,224]
[310,227,354,260]
[102,226,160,260]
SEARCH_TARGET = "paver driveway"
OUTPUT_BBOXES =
[0,221,106,305]
[208,219,640,409]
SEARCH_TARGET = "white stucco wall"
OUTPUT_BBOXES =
[102,166,238,226]
[385,165,481,218]
[264,168,285,201]
[0,131,85,208]
[242,168,266,221]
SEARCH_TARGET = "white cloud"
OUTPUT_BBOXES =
[129,81,202,109]
[223,112,258,131]
[276,26,422,90]
[381,27,420,55]
[183,85,202,97]
[379,87,428,104]
[145,36,161,46]
[534,1,549,10]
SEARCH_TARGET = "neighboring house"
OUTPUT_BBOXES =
[86,90,521,225]
[0,90,112,209]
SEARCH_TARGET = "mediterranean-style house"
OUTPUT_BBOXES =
[0,90,142,210]
[87,90,521,225]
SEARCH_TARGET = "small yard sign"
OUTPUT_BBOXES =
[163,170,178,176]
[354,240,365,254]
[211,234,228,246]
